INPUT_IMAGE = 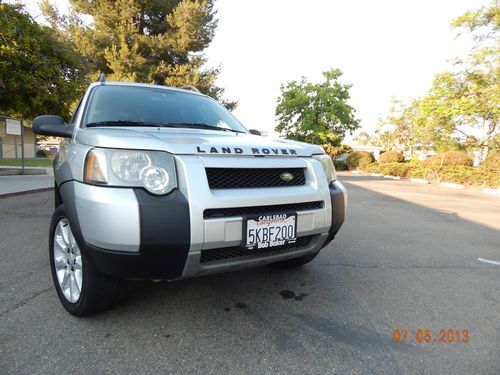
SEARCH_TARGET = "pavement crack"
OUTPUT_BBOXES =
[318,263,485,270]
[481,292,500,305]
[0,287,52,317]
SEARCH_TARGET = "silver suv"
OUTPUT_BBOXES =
[33,80,346,316]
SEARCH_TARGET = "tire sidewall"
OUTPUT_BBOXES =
[49,205,89,315]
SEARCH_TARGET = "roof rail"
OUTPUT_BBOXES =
[179,85,200,93]
[97,73,106,83]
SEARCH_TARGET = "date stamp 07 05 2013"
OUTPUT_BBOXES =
[392,329,470,344]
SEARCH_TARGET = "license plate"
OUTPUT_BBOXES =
[243,213,297,250]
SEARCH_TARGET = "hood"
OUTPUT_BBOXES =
[74,127,324,157]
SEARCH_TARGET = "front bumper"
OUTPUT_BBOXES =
[59,156,346,280]
[59,182,191,279]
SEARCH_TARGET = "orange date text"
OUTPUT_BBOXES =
[392,329,469,344]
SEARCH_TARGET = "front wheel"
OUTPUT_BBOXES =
[270,250,320,269]
[49,205,126,316]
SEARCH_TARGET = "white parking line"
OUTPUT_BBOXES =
[477,258,500,266]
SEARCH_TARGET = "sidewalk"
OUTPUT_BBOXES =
[0,175,54,196]
[0,166,52,176]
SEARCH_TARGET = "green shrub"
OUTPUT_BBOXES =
[378,163,414,178]
[36,149,54,158]
[439,166,476,185]
[474,151,500,187]
[420,156,439,168]
[346,151,375,169]
[481,151,500,173]
[424,166,498,188]
[445,151,473,166]
[407,166,430,179]
[363,163,381,173]
[321,144,353,159]
[357,159,499,187]
[408,166,424,178]
[421,151,473,168]
[363,162,418,178]
[379,150,404,164]
[480,170,500,188]
[334,161,348,171]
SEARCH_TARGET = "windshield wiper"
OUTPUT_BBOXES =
[86,120,168,128]
[164,122,246,133]
[85,120,246,133]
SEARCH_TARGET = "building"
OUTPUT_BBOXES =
[0,115,36,159]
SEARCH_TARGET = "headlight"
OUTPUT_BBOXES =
[111,151,152,183]
[84,148,176,195]
[312,154,337,183]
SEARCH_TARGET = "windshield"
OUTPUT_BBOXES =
[82,85,247,133]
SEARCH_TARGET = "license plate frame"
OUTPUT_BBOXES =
[242,212,297,251]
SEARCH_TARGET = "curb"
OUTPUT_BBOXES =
[354,171,498,196]
[483,188,500,196]
[0,187,54,199]
[0,169,47,176]
[439,182,464,189]
[410,178,429,184]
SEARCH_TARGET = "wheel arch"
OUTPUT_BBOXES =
[54,183,63,208]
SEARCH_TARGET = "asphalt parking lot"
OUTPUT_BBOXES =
[1,173,499,374]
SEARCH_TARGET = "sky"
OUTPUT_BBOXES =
[27,0,489,139]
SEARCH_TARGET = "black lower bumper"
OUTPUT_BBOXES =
[82,241,188,280]
[60,183,191,279]
[324,180,346,245]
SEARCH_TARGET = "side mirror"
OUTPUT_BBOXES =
[32,115,74,138]
[249,129,262,136]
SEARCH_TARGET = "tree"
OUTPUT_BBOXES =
[41,0,236,109]
[415,2,499,159]
[353,131,375,146]
[0,3,88,120]
[366,100,430,156]
[386,98,442,157]
[275,69,360,145]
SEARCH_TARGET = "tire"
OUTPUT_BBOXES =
[49,205,126,316]
[270,250,321,269]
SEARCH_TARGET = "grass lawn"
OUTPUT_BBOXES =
[0,158,53,167]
